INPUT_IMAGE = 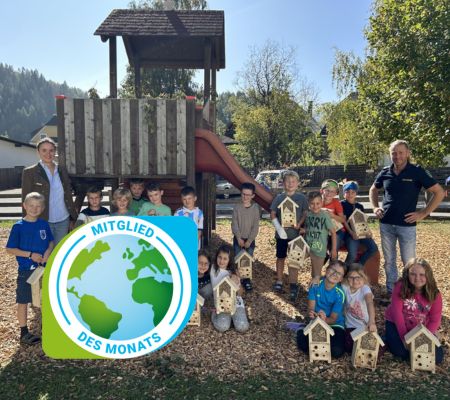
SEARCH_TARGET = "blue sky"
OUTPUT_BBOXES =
[0,0,372,103]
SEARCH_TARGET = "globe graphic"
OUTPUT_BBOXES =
[66,234,173,340]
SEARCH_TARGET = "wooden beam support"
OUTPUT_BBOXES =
[109,36,118,98]
[203,39,211,105]
[134,57,142,98]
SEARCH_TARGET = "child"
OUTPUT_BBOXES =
[320,179,346,254]
[342,263,377,353]
[138,183,172,216]
[198,249,212,300]
[174,186,204,249]
[340,181,378,265]
[210,245,249,333]
[75,186,110,227]
[110,188,134,216]
[231,182,260,291]
[6,192,54,345]
[270,170,308,301]
[385,258,443,363]
[296,260,346,359]
[304,191,336,286]
[128,179,147,216]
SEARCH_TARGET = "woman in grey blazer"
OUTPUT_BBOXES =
[21,137,77,245]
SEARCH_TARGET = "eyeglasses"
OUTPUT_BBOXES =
[328,268,344,277]
[241,193,253,197]
[347,275,363,281]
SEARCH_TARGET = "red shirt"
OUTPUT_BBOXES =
[322,198,345,232]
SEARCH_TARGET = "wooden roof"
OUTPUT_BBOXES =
[94,9,225,69]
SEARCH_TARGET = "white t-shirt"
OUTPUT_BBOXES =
[343,284,373,329]
[210,267,231,289]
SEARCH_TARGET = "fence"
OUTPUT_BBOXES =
[0,167,23,190]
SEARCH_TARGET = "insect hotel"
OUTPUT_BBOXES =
[286,235,310,269]
[26,266,45,308]
[350,327,385,371]
[303,317,335,363]
[235,249,254,279]
[278,197,298,228]
[404,324,441,373]
[213,276,239,314]
[188,294,205,327]
[348,208,371,239]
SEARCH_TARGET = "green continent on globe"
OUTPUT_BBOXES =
[132,278,173,326]
[126,239,170,280]
[68,240,110,280]
[78,294,122,339]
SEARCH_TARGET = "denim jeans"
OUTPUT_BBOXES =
[380,223,416,292]
[49,217,70,246]
[344,233,378,266]
[385,321,443,363]
[233,236,255,257]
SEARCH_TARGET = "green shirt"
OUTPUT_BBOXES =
[305,210,333,258]
[138,202,172,216]
[129,198,147,216]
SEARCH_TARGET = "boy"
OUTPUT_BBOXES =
[138,183,172,216]
[174,186,204,249]
[270,170,308,301]
[128,179,147,215]
[304,191,337,286]
[6,192,54,345]
[75,186,110,227]
[320,179,346,253]
[231,182,260,291]
[340,181,378,265]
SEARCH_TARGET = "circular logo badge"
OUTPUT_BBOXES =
[48,216,193,358]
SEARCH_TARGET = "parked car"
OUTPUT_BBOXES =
[255,169,289,190]
[216,180,240,198]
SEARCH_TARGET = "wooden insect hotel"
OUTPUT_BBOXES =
[303,317,335,363]
[213,276,239,314]
[278,197,298,228]
[350,327,385,371]
[188,294,205,327]
[287,235,310,269]
[404,324,441,373]
[26,266,45,308]
[235,250,254,279]
[348,208,371,239]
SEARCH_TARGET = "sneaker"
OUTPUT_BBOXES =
[242,278,253,292]
[289,284,299,302]
[272,282,283,293]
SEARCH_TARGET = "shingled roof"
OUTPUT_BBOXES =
[94,9,225,69]
[94,9,224,37]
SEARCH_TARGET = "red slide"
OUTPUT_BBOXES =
[195,128,273,211]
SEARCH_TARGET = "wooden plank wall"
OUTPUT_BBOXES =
[57,98,195,180]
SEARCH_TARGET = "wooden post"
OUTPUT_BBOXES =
[134,57,142,98]
[203,39,211,106]
[109,36,117,98]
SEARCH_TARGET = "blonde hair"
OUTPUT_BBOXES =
[24,192,45,205]
[112,188,132,207]
[345,263,369,285]
[400,258,439,302]
[389,139,410,152]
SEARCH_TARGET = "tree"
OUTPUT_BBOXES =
[121,0,207,98]
[231,41,323,170]
[331,0,449,167]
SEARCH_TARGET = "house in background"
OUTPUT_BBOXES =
[0,136,37,168]
[29,115,58,145]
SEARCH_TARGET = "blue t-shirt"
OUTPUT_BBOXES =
[6,219,54,271]
[373,162,436,226]
[341,200,364,220]
[308,279,345,328]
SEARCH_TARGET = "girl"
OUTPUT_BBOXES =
[342,263,377,353]
[198,250,212,300]
[110,188,134,216]
[385,258,443,363]
[297,260,346,358]
[210,245,249,333]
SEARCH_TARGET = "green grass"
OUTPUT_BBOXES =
[0,220,14,229]
[1,361,449,400]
